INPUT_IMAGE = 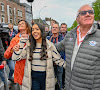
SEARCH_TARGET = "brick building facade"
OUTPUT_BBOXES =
[0,0,25,25]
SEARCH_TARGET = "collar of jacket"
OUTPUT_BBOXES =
[88,23,97,35]
[71,23,97,38]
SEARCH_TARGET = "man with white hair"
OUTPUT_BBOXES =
[56,4,100,90]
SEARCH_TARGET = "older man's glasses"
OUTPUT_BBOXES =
[77,10,94,17]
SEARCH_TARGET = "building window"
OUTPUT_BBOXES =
[17,10,22,17]
[10,0,20,3]
[0,15,1,23]
[1,15,5,23]
[9,7,12,16]
[17,10,20,16]
[20,11,22,17]
[1,3,4,11]
[10,17,13,23]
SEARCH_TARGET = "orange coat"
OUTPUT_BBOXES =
[4,33,26,85]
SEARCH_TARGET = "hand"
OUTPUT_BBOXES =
[21,34,28,39]
[1,61,6,66]
[13,44,20,51]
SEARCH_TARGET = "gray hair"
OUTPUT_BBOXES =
[76,4,94,18]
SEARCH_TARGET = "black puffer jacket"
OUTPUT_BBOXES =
[56,24,100,90]
[0,38,6,61]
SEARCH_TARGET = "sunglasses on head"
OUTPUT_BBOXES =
[77,10,94,17]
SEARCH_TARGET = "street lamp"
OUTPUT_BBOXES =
[39,6,47,23]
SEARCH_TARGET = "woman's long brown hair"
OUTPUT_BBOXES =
[29,23,48,61]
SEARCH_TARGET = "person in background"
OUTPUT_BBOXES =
[45,26,49,36]
[60,23,68,89]
[0,23,11,51]
[4,23,18,85]
[60,23,68,37]
[46,20,58,36]
[47,23,64,90]
[8,23,18,40]
[12,23,66,90]
[55,4,100,90]
[31,19,34,26]
[4,20,31,90]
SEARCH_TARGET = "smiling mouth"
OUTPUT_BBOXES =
[19,26,23,28]
[33,33,39,37]
[34,34,38,35]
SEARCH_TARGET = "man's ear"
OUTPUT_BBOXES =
[76,18,79,24]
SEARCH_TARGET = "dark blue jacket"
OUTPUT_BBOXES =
[47,35,65,60]
[0,38,7,61]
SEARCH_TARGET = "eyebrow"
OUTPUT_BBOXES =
[32,27,39,29]
[53,27,58,28]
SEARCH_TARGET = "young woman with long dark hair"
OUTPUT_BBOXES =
[12,23,66,90]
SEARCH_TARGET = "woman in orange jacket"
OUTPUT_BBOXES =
[4,20,31,88]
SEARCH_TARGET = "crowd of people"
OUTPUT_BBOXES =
[0,4,100,90]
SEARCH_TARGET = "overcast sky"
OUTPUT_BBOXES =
[20,0,96,28]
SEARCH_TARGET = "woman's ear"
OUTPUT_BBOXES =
[76,18,79,24]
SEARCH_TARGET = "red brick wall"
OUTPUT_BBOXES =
[0,0,25,25]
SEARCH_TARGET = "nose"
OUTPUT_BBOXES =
[86,12,90,15]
